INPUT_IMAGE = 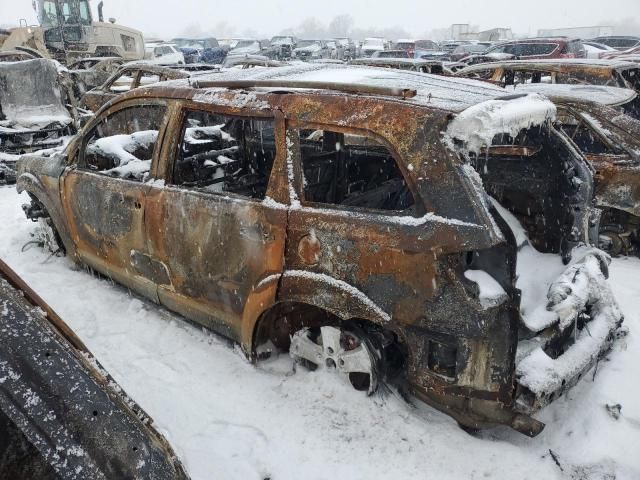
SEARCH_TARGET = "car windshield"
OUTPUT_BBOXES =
[297,40,320,48]
[38,0,91,27]
[235,40,258,48]
[173,39,205,49]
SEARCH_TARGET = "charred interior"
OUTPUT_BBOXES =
[298,129,415,213]
[472,125,587,256]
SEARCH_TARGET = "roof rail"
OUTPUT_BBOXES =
[189,79,418,98]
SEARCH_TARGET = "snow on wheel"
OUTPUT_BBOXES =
[290,325,380,395]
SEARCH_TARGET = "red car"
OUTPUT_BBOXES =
[483,37,585,60]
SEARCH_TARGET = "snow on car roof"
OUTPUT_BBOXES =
[459,58,640,73]
[157,63,511,113]
[505,84,637,107]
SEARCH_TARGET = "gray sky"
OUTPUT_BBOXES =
[2,0,639,38]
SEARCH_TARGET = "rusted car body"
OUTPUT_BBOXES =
[0,259,189,479]
[349,58,449,74]
[81,63,191,112]
[17,64,622,436]
[0,58,78,184]
[67,56,126,95]
[491,84,640,256]
[455,59,640,120]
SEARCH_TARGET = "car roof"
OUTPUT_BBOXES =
[138,63,510,113]
[457,58,639,74]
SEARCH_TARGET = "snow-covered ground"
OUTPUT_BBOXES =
[1,185,639,480]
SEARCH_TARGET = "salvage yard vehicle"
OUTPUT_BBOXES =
[228,39,263,57]
[361,37,387,57]
[1,58,77,183]
[455,59,640,118]
[81,63,190,112]
[171,37,227,64]
[264,36,297,61]
[144,43,186,65]
[483,37,586,60]
[0,259,189,479]
[293,40,332,60]
[591,36,640,51]
[487,83,640,257]
[1,0,145,64]
[334,37,356,60]
[67,56,125,94]
[16,64,623,436]
[0,50,38,62]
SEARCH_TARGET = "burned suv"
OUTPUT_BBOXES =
[17,64,622,436]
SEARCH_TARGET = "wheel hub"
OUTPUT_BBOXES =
[290,325,378,394]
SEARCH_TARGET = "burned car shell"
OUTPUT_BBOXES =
[16,64,619,435]
[455,59,640,91]
[0,258,189,479]
[81,63,190,112]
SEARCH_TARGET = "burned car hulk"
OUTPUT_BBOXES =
[17,64,623,436]
[0,259,188,479]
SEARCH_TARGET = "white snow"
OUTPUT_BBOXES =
[444,94,557,154]
[464,269,508,309]
[0,186,639,479]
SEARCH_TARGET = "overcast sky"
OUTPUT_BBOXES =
[2,0,638,38]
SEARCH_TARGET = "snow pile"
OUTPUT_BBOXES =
[546,249,620,331]
[464,270,508,309]
[444,94,557,154]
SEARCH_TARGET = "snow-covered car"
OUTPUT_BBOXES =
[334,38,356,60]
[81,63,190,112]
[144,43,185,66]
[293,40,331,60]
[591,36,640,51]
[228,39,263,57]
[582,41,617,59]
[361,37,386,57]
[16,64,623,437]
[264,36,297,60]
[0,58,76,183]
[67,57,126,95]
[171,37,227,65]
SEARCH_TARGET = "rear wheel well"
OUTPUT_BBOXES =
[252,301,406,372]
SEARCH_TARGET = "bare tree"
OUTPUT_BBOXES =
[328,15,354,37]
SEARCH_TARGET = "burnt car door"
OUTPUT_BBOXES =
[61,100,169,300]
[144,106,287,340]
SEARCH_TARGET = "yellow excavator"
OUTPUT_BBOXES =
[0,0,144,64]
